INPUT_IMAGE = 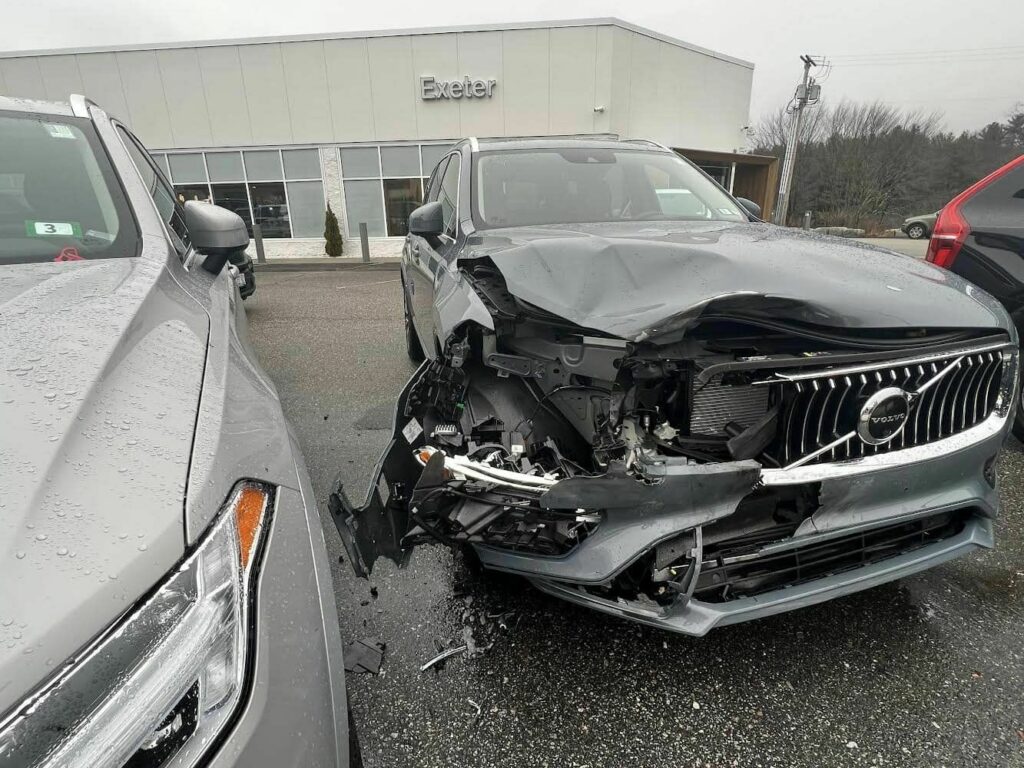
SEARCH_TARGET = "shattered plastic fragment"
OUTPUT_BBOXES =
[343,638,386,675]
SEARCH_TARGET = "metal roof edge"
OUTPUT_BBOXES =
[0,17,754,69]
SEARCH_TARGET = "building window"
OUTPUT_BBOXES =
[244,150,283,181]
[420,145,451,178]
[283,149,321,180]
[210,183,251,228]
[343,179,386,237]
[175,185,211,205]
[158,148,325,240]
[340,147,380,178]
[339,143,451,238]
[168,153,205,184]
[287,180,327,237]
[206,151,244,183]
[250,182,290,238]
[383,178,423,237]
[150,152,172,182]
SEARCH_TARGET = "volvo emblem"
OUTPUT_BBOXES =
[857,387,912,445]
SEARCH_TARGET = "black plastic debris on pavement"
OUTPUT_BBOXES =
[344,638,386,674]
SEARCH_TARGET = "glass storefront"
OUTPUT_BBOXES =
[340,143,452,237]
[152,142,453,241]
[151,148,325,238]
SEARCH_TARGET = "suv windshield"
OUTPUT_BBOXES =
[473,147,748,229]
[0,111,136,265]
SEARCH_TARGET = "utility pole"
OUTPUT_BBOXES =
[773,55,820,225]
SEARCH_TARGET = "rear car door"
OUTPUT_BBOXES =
[410,151,461,355]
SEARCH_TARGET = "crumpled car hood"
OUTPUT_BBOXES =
[0,257,208,714]
[462,221,1008,340]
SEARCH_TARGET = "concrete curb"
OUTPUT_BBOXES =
[254,259,401,272]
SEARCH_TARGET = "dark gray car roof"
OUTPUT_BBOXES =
[472,136,670,152]
[0,94,75,116]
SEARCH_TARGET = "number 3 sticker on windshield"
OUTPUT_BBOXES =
[26,221,82,237]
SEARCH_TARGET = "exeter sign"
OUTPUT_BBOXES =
[420,75,497,100]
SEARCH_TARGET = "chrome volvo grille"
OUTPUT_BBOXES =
[766,345,1008,467]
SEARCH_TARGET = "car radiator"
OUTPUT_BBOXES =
[689,377,770,435]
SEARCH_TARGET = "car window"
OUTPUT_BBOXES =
[473,148,747,229]
[961,162,1024,229]
[0,111,138,264]
[116,126,191,256]
[438,154,460,235]
[424,157,449,204]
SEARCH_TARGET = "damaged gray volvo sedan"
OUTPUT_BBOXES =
[331,137,1019,636]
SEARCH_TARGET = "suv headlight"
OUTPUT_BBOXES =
[0,482,272,768]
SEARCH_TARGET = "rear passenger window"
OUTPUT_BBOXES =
[425,157,449,204]
[116,127,191,256]
[969,162,1024,208]
[438,154,460,235]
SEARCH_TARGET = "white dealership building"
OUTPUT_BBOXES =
[0,19,772,259]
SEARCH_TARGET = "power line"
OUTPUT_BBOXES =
[827,44,1024,60]
[832,55,1024,66]
[831,57,1024,68]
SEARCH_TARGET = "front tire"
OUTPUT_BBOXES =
[403,281,425,362]
[907,223,927,240]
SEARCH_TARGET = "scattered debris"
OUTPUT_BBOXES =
[463,625,479,657]
[845,741,858,750]
[466,698,482,724]
[343,638,386,675]
[420,645,467,672]
[970,670,983,679]
[692,701,701,711]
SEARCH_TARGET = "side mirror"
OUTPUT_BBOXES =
[409,201,444,237]
[736,197,762,219]
[184,201,249,274]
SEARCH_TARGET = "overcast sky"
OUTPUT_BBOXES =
[2,0,1021,133]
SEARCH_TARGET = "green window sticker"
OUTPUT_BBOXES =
[26,221,83,237]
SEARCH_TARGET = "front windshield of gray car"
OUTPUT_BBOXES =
[0,111,137,264]
[473,147,748,229]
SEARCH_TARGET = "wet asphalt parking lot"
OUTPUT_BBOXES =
[245,268,1024,768]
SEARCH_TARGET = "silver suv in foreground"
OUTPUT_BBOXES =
[0,96,350,766]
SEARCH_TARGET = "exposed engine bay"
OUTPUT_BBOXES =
[330,255,1009,624]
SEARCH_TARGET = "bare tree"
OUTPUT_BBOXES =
[752,100,1015,230]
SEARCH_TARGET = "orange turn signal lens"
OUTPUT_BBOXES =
[234,485,270,571]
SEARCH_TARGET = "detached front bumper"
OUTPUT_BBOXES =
[531,515,992,637]
[512,412,1006,636]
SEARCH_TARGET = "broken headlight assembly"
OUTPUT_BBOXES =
[0,482,272,768]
